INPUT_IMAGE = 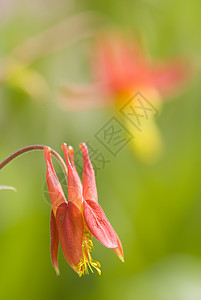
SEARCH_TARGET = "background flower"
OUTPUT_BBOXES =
[59,33,192,162]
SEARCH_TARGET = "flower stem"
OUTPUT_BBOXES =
[0,145,68,178]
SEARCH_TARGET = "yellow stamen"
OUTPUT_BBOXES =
[75,230,101,277]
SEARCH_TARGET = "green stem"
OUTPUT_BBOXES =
[0,145,68,178]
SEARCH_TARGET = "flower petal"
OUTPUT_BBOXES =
[67,145,82,188]
[56,202,84,269]
[150,61,191,96]
[44,147,67,215]
[62,143,83,208]
[79,143,98,202]
[58,83,113,110]
[125,116,163,163]
[83,199,118,248]
[50,210,60,276]
[93,35,147,94]
[113,234,124,262]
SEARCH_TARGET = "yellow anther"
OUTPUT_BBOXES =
[96,268,101,276]
[75,230,101,277]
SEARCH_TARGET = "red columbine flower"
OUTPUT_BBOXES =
[59,34,192,162]
[44,143,123,276]
[92,34,190,99]
[59,33,191,110]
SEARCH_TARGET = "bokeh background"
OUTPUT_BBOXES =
[0,0,201,299]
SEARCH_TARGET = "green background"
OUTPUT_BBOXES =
[0,0,201,299]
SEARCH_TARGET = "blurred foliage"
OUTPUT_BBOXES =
[0,0,201,300]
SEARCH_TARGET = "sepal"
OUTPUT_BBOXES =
[56,202,84,269]
[83,199,118,249]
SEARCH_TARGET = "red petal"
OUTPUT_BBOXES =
[67,145,82,189]
[113,233,124,262]
[50,210,60,276]
[44,147,67,215]
[150,61,190,96]
[83,199,118,248]
[93,35,147,94]
[62,143,83,208]
[67,146,76,167]
[56,202,84,269]
[79,143,98,202]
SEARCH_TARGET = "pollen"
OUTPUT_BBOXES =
[75,229,101,277]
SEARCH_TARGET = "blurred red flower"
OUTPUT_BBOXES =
[59,34,192,163]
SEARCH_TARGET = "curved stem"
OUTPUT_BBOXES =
[0,145,68,178]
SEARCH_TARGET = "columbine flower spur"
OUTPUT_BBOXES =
[44,143,124,276]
